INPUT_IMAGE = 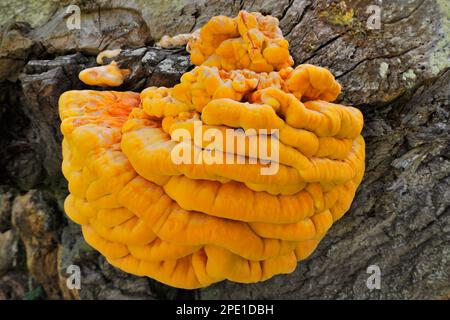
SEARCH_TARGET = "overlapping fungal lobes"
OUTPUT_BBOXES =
[188,10,294,72]
[60,11,365,289]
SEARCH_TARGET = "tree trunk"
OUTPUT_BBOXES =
[0,0,448,299]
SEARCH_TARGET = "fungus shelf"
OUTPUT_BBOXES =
[59,10,365,289]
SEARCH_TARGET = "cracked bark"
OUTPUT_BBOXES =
[0,0,448,300]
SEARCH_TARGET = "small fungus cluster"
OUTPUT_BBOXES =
[60,11,365,289]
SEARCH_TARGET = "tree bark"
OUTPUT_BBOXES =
[0,0,448,299]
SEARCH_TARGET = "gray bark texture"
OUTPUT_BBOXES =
[0,0,449,300]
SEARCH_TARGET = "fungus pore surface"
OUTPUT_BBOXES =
[59,11,365,289]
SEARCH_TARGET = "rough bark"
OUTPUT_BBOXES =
[0,0,448,299]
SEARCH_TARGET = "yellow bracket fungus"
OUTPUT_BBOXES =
[96,49,122,65]
[188,11,294,72]
[157,33,197,48]
[79,61,130,87]
[60,10,365,289]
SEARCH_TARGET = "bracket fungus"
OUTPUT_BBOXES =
[79,61,130,87]
[59,11,365,289]
[188,11,294,72]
